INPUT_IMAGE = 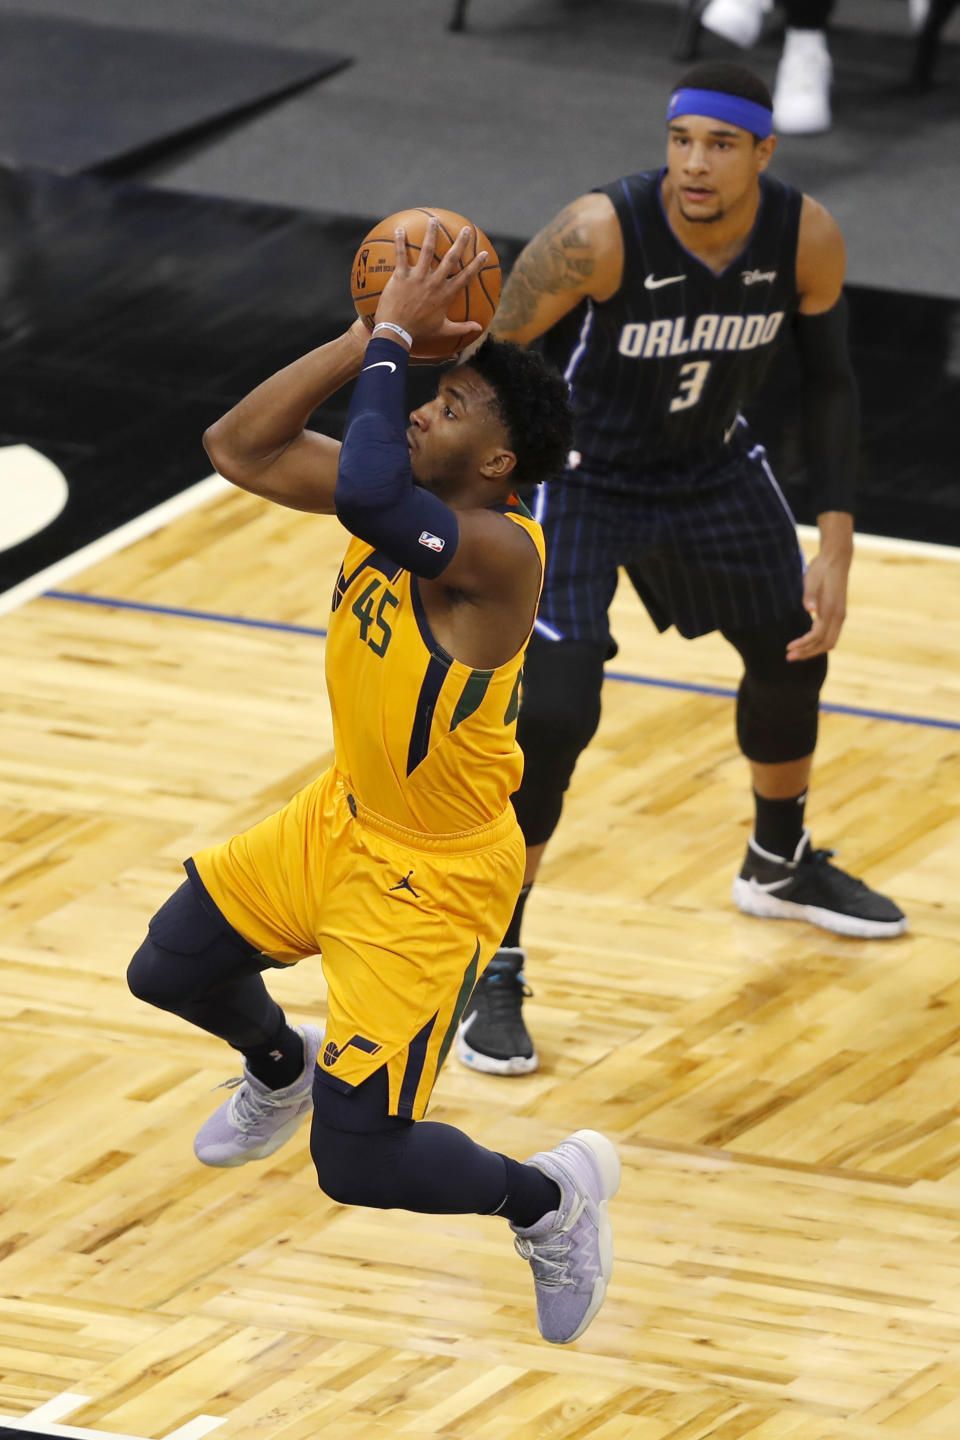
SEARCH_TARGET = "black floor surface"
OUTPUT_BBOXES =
[0,10,350,174]
[2,164,958,603]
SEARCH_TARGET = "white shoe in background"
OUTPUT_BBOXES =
[700,0,771,48]
[908,0,930,30]
[773,28,833,134]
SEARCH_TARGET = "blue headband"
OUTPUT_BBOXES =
[667,88,773,139]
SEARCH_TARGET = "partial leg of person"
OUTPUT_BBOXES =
[699,0,834,134]
[313,791,621,1344]
[617,436,906,938]
[455,475,623,1077]
[310,1056,620,1343]
[455,634,608,1075]
[127,873,324,1165]
[723,609,907,937]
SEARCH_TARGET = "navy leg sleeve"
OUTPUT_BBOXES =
[127,879,289,1052]
[311,1067,512,1214]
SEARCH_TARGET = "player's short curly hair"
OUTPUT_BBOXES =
[462,337,573,490]
[674,62,773,113]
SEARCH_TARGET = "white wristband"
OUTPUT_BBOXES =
[372,321,413,348]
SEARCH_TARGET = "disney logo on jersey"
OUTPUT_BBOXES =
[741,268,777,285]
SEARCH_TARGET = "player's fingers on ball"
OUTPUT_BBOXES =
[435,227,474,282]
[417,216,439,270]
[462,248,489,280]
[447,248,488,295]
[393,227,411,273]
[444,320,483,338]
[447,224,475,265]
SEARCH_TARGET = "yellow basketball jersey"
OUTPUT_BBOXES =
[325,499,544,834]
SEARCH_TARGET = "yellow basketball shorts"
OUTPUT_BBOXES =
[189,766,525,1119]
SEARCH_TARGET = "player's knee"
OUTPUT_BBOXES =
[736,652,828,763]
[310,1117,404,1208]
[126,936,170,1008]
[311,1134,370,1206]
[310,1071,412,1207]
[127,880,254,1009]
[516,638,605,768]
[511,639,607,845]
[125,932,205,1012]
[127,885,198,1006]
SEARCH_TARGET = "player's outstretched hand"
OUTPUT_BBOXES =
[375,216,486,352]
[786,549,850,661]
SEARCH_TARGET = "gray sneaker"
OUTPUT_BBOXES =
[512,1128,620,1344]
[194,1023,323,1168]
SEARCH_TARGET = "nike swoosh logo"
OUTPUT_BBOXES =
[644,274,685,289]
[363,360,397,373]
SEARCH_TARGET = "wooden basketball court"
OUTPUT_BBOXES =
[1,488,958,1439]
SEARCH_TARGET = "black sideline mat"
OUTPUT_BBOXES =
[0,11,351,174]
[0,165,957,608]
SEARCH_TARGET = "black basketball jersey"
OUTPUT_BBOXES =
[562,168,802,482]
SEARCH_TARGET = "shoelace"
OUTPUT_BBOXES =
[481,966,533,1018]
[514,1231,576,1289]
[210,1074,302,1136]
[807,847,873,895]
[513,1193,586,1288]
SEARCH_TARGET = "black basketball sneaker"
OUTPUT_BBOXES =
[733,830,908,938]
[455,948,538,1074]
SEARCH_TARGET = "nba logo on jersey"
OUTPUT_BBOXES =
[419,530,445,553]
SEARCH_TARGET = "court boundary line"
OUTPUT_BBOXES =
[2,500,959,624]
[0,473,231,618]
[43,588,960,735]
[0,1389,225,1439]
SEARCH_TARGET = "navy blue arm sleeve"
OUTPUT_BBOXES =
[793,296,859,518]
[335,337,460,578]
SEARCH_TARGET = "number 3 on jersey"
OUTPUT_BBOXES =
[352,578,399,657]
[669,359,711,413]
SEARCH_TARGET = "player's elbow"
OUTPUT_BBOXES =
[202,423,262,491]
[202,421,236,480]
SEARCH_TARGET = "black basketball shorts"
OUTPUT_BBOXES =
[532,442,806,648]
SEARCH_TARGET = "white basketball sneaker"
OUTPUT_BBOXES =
[700,0,771,48]
[909,0,930,31]
[773,29,833,135]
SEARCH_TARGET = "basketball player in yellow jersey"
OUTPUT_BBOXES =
[127,220,620,1345]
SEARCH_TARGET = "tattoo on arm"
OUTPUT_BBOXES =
[495,204,597,333]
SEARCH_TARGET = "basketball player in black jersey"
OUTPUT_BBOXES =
[455,61,907,1078]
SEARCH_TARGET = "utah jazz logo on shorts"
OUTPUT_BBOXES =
[322,1033,383,1068]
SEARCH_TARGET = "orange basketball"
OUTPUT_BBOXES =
[351,206,501,359]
